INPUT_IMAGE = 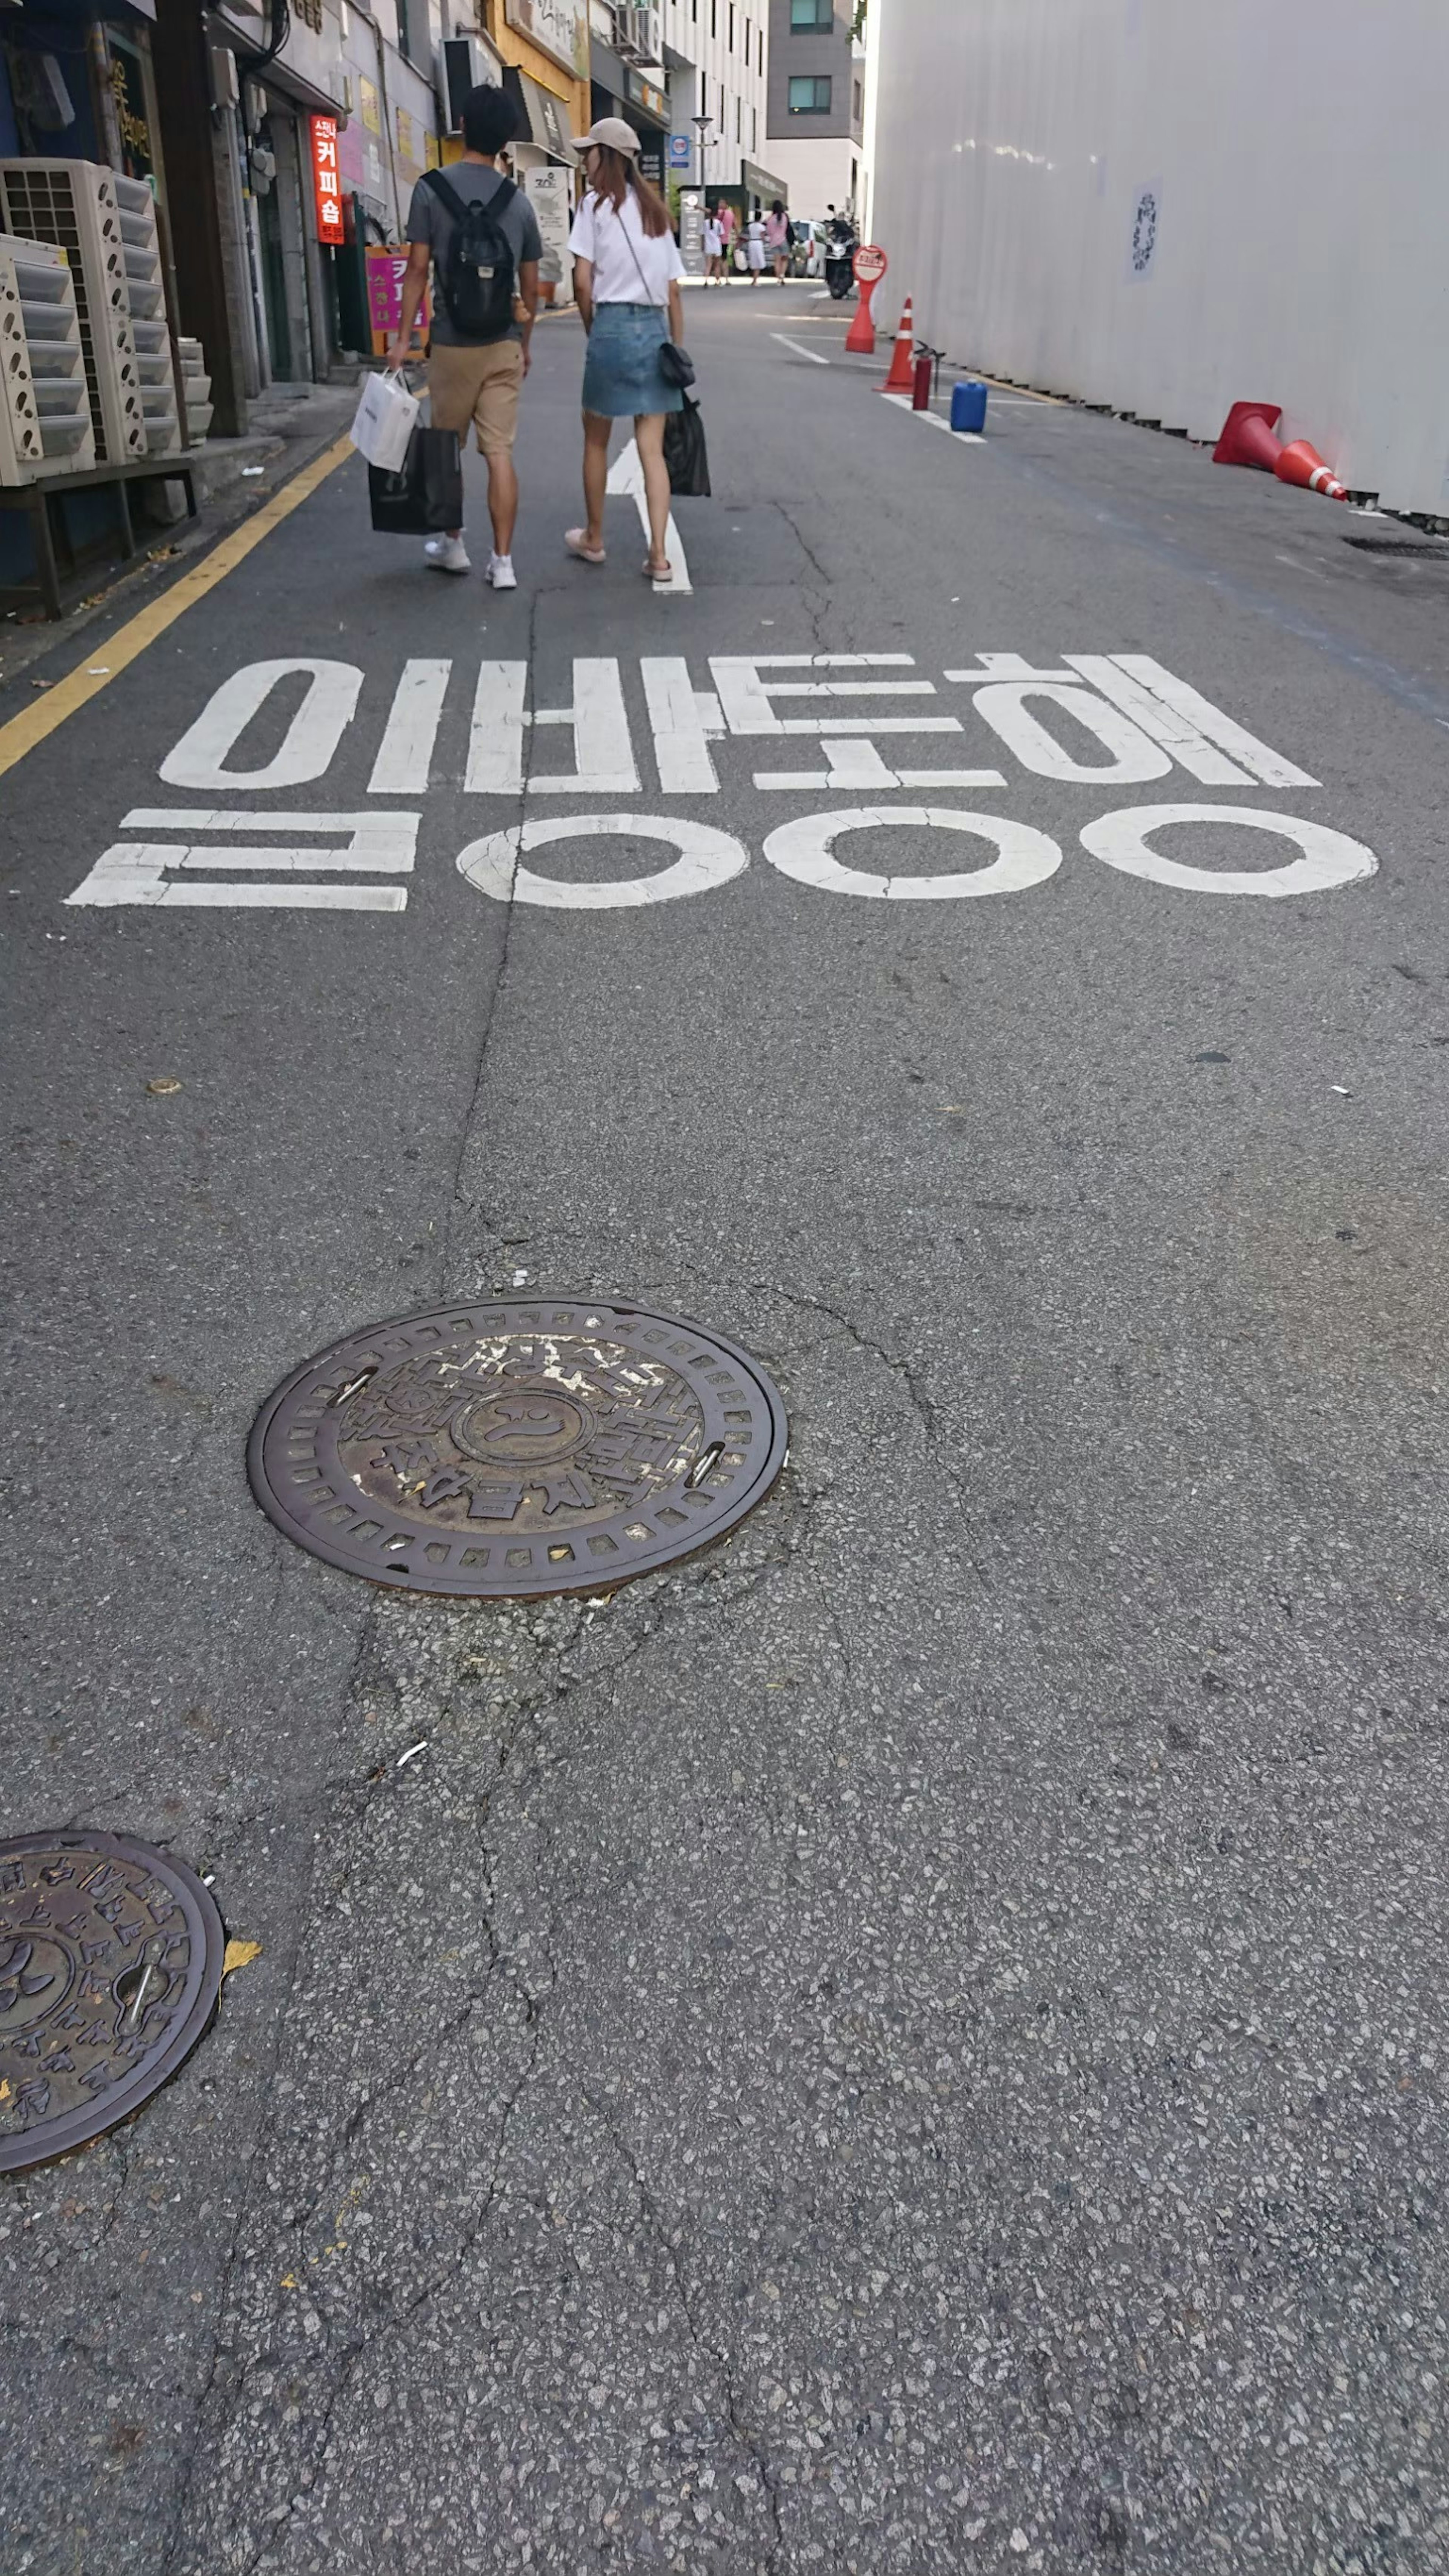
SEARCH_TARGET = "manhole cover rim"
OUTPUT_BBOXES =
[247,1296,789,1600]
[0,1831,225,2176]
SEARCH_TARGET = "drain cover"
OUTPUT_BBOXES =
[248,1298,788,1599]
[0,1832,225,2176]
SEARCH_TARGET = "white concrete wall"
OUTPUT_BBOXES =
[661,0,768,186]
[763,132,859,219]
[869,0,1449,514]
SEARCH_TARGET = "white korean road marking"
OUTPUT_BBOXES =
[457,813,748,909]
[66,812,418,910]
[764,807,1063,901]
[160,659,362,790]
[755,737,1005,791]
[882,393,984,443]
[948,654,1319,788]
[606,438,691,594]
[530,660,641,796]
[468,662,528,793]
[711,654,962,739]
[772,333,830,365]
[1080,805,1376,898]
[642,658,725,793]
[973,684,1173,784]
[368,660,451,794]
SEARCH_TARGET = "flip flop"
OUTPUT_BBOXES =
[565,528,606,564]
[643,557,673,582]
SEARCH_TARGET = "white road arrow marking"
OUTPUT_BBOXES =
[606,437,692,594]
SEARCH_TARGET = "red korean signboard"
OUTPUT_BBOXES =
[310,115,346,247]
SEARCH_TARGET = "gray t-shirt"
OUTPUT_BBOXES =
[406,162,543,346]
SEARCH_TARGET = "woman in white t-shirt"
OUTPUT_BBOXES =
[703,211,725,284]
[745,215,766,285]
[565,119,688,582]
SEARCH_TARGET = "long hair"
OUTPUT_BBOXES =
[586,145,670,239]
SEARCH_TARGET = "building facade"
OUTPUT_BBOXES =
[764,0,863,221]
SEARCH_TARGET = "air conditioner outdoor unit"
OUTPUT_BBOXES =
[113,171,181,456]
[441,34,495,134]
[177,335,213,445]
[616,6,663,66]
[0,232,95,485]
[0,160,147,467]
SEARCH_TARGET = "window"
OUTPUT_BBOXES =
[788,74,832,114]
[728,3,735,47]
[790,0,833,26]
[735,93,741,139]
[759,26,764,71]
[853,78,863,122]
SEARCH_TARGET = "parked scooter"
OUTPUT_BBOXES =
[823,209,858,300]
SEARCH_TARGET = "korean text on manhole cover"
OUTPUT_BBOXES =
[0,1833,225,2176]
[247,1299,788,1598]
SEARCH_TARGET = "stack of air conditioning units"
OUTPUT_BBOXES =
[177,336,212,445]
[113,169,182,456]
[0,231,95,486]
[0,158,148,468]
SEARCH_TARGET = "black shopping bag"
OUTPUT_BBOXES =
[368,425,464,534]
[663,395,710,499]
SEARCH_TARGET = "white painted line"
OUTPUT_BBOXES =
[368,660,451,793]
[881,393,984,443]
[641,657,723,793]
[606,437,692,594]
[66,846,409,910]
[772,333,829,366]
[529,660,640,796]
[468,662,528,793]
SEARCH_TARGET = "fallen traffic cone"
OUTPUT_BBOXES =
[879,298,916,392]
[1213,400,1284,471]
[1275,438,1349,500]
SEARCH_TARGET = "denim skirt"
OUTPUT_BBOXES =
[582,302,684,419]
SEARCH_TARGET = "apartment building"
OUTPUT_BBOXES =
[764,0,864,220]
[587,1,776,209]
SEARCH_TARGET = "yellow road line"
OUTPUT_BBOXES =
[0,432,355,783]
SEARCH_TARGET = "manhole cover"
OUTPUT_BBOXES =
[248,1298,788,1599]
[0,1832,225,2176]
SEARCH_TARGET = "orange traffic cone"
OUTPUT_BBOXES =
[1213,400,1283,471]
[879,299,916,394]
[844,285,877,356]
[1275,438,1349,500]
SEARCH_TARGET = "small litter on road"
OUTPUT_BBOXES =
[146,1076,183,1096]
[1331,1084,1353,1095]
[396,1740,429,1769]
[222,1938,262,1978]
[241,467,265,477]
[86,666,109,675]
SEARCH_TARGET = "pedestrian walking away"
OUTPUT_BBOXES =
[703,208,725,284]
[387,82,541,589]
[764,200,790,285]
[565,118,688,584]
[746,211,767,285]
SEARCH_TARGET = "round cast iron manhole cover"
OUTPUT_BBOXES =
[0,1832,225,2176]
[247,1298,789,1600]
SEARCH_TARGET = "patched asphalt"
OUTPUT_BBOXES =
[2,288,1448,2575]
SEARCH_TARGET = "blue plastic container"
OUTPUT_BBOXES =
[951,380,989,435]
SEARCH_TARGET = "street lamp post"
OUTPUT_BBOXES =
[693,113,713,193]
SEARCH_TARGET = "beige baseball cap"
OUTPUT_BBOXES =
[571,116,640,156]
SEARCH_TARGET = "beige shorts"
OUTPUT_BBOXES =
[428,339,524,458]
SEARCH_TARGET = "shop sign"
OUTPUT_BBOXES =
[678,190,705,274]
[365,245,429,355]
[396,106,416,164]
[741,160,787,205]
[358,75,381,135]
[523,165,571,287]
[503,0,587,83]
[669,133,692,171]
[310,116,346,245]
[627,70,667,119]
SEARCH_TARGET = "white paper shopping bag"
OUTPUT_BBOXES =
[350,371,420,474]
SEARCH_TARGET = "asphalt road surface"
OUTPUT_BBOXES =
[4,288,1449,2576]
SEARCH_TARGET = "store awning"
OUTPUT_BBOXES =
[507,69,578,165]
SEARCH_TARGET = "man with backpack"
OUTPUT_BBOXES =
[386,84,543,588]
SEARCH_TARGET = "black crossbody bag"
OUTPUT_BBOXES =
[616,203,695,388]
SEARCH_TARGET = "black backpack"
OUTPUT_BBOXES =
[423,170,518,342]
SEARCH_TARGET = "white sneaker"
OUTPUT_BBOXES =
[425,535,470,574]
[487,553,518,590]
